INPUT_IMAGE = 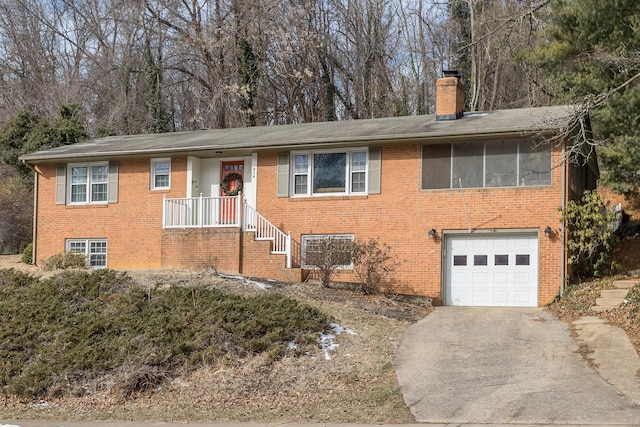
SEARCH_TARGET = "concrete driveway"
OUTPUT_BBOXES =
[395,307,640,424]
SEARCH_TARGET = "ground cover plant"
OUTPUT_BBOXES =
[0,268,331,400]
[0,255,429,423]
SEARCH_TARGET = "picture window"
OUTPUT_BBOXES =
[292,150,368,196]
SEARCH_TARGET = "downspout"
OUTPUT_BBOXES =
[22,160,38,265]
[560,142,567,297]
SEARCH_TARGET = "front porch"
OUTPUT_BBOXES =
[162,194,294,271]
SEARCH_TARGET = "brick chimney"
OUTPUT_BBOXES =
[436,70,465,121]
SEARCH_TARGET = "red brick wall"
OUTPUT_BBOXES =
[34,141,567,306]
[255,143,566,306]
[35,157,298,282]
[35,157,188,269]
[241,233,302,283]
[161,228,240,272]
[436,77,465,118]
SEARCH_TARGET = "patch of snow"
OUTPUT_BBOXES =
[319,322,357,360]
[173,378,190,388]
[1,424,23,427]
[29,400,49,408]
[287,341,298,350]
[218,273,271,290]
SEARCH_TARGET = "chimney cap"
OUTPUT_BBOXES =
[443,69,461,79]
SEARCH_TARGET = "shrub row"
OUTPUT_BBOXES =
[0,269,331,398]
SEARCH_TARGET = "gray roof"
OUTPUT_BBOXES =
[20,105,575,163]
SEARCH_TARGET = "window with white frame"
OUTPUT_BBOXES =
[151,158,171,190]
[69,163,109,204]
[301,234,355,269]
[292,150,368,196]
[66,239,108,268]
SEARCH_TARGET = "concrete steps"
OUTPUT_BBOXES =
[591,279,637,312]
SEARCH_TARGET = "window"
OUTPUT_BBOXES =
[495,255,509,266]
[66,239,107,268]
[69,163,109,204]
[474,255,488,266]
[151,158,171,190]
[301,234,355,269]
[453,255,467,266]
[421,140,551,189]
[292,150,367,196]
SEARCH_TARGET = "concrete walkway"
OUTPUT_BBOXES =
[395,307,640,425]
[7,423,640,427]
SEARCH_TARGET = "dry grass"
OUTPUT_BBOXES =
[0,256,430,423]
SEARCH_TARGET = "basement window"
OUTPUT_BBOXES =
[66,239,107,269]
[301,234,355,269]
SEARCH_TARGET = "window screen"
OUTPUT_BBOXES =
[452,143,483,188]
[520,142,551,186]
[422,144,451,189]
[485,141,517,187]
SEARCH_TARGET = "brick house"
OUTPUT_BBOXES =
[20,75,597,307]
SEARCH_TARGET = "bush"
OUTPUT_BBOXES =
[0,270,331,399]
[21,243,33,264]
[303,236,355,287]
[351,238,399,295]
[41,251,87,270]
[0,176,32,254]
[562,190,619,277]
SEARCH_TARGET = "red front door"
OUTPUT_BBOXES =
[220,161,244,223]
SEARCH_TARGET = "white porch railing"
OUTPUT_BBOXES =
[163,194,291,268]
[163,194,242,228]
[243,203,292,268]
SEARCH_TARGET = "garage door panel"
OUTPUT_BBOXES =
[446,234,538,307]
[492,291,509,304]
[493,272,509,284]
[494,240,510,250]
[471,291,489,304]
[514,271,532,285]
[451,290,470,305]
[515,291,533,304]
[451,272,468,284]
[472,240,489,250]
[472,272,488,284]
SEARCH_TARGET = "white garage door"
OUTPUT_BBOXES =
[445,234,538,307]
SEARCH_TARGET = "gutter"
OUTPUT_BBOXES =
[21,160,38,266]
